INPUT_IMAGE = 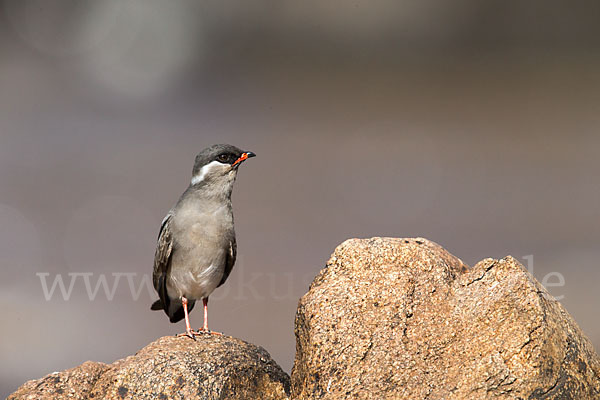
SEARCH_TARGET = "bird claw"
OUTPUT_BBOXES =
[192,328,222,336]
[176,331,196,340]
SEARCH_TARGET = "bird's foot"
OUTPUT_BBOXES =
[192,328,222,336]
[176,330,197,340]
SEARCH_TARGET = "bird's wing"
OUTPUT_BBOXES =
[152,214,174,310]
[217,237,236,287]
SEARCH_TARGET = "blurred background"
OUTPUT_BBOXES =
[1,0,600,396]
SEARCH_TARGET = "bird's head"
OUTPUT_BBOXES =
[191,144,256,187]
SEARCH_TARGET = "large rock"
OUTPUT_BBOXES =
[9,335,290,400]
[292,237,600,399]
[7,361,109,400]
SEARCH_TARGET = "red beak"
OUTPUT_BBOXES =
[232,151,256,167]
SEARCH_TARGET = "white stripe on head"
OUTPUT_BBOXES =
[191,160,228,185]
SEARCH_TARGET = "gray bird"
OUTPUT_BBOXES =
[151,144,255,338]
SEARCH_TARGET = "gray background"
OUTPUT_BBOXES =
[1,1,599,397]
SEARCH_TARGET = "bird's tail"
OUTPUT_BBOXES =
[168,306,186,323]
[151,298,194,323]
[150,299,164,310]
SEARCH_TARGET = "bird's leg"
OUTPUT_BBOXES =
[203,297,209,332]
[193,297,222,336]
[176,296,195,340]
[192,297,209,334]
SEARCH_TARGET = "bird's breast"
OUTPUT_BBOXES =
[166,201,234,300]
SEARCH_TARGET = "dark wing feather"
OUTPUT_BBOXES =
[151,214,195,323]
[151,214,174,313]
[217,237,236,287]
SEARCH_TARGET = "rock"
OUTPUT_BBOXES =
[291,237,600,399]
[9,335,290,400]
[7,361,109,400]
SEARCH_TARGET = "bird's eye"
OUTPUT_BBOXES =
[217,154,230,163]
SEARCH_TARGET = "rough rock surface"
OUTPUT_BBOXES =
[9,335,290,400]
[292,237,600,399]
[7,361,109,400]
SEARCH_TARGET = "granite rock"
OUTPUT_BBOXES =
[9,335,290,400]
[291,237,600,399]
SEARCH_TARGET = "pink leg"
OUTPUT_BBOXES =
[193,297,221,336]
[176,296,195,340]
[203,297,209,331]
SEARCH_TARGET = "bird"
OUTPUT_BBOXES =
[151,144,255,338]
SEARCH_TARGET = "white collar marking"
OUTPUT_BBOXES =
[191,160,226,185]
